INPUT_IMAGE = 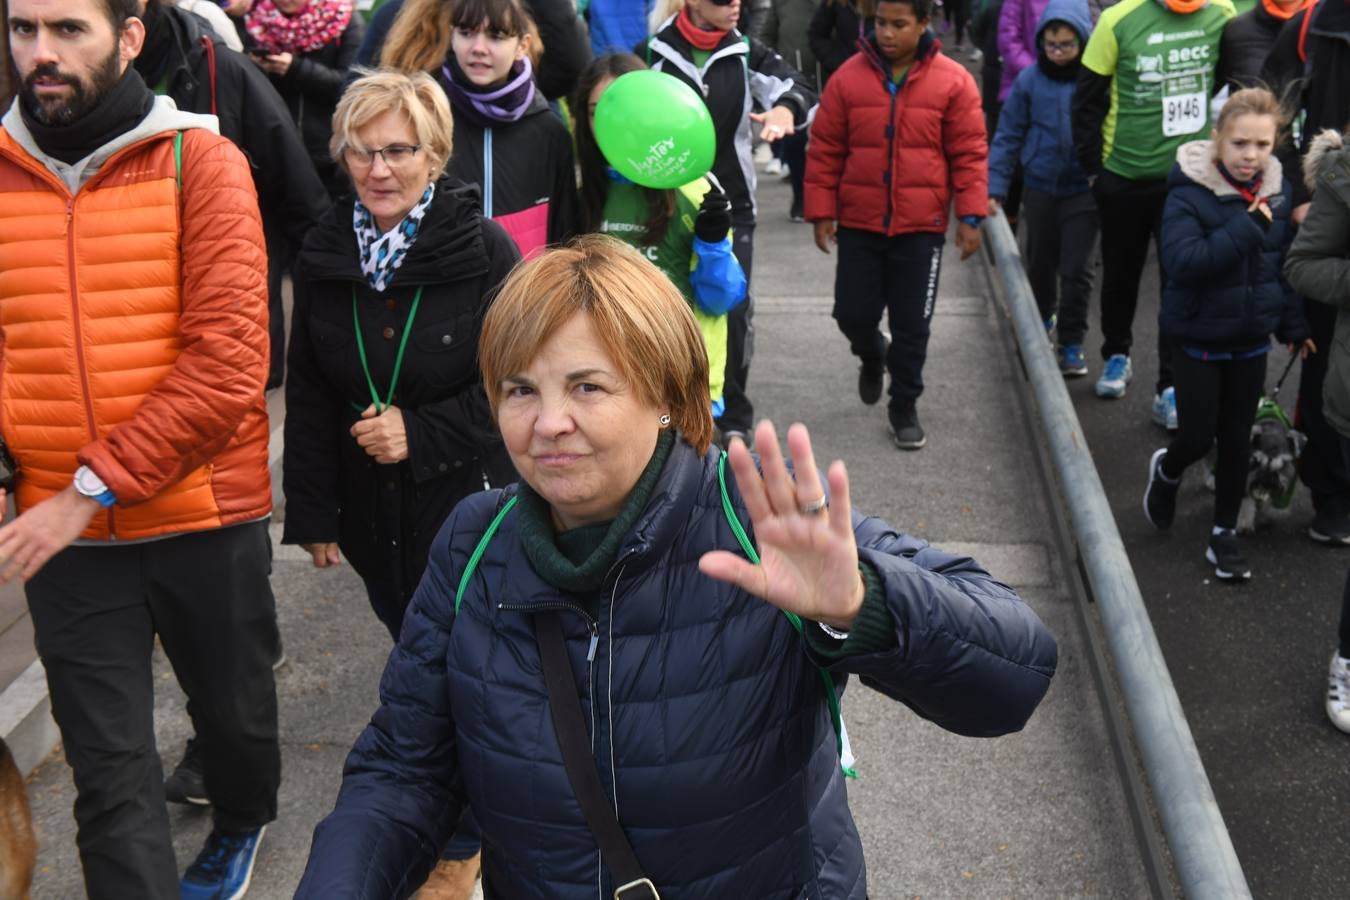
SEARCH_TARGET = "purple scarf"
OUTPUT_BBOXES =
[441,56,537,128]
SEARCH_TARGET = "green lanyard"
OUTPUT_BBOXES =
[351,285,423,413]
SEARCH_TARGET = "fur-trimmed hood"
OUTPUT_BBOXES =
[1303,128,1348,195]
[1172,139,1283,200]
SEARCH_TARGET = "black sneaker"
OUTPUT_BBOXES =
[165,737,209,807]
[1309,511,1350,546]
[789,196,804,222]
[1143,448,1178,530]
[888,406,926,450]
[1206,530,1251,581]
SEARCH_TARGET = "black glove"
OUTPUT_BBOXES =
[694,188,732,243]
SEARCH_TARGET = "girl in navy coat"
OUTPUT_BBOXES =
[1144,88,1313,581]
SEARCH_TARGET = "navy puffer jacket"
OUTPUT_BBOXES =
[296,439,1058,899]
[1159,140,1309,350]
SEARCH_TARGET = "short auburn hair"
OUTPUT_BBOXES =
[330,69,454,179]
[479,236,715,455]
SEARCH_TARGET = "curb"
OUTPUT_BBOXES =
[0,659,56,777]
[0,420,287,779]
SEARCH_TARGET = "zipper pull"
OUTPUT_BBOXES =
[586,629,599,662]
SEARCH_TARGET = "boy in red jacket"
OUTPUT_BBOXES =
[805,0,988,449]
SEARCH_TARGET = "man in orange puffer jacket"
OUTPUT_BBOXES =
[805,0,988,451]
[0,1,279,897]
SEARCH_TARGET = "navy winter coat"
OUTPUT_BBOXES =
[296,439,1058,899]
[1159,140,1309,350]
[987,0,1093,199]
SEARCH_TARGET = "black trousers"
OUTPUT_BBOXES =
[1093,171,1174,392]
[1160,352,1267,530]
[26,521,280,900]
[264,218,290,390]
[1022,188,1099,346]
[833,227,945,411]
[719,224,756,433]
[1338,434,1350,658]
[1299,298,1350,516]
[782,129,807,201]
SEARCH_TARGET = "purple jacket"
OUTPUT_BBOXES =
[997,0,1051,100]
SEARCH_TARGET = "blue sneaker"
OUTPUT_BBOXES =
[1058,344,1088,377]
[181,827,265,900]
[1151,386,1178,431]
[1095,354,1132,398]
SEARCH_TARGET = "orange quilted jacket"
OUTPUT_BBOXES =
[0,126,272,541]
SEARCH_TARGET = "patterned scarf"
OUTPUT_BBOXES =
[353,183,436,292]
[245,0,353,56]
[441,56,537,128]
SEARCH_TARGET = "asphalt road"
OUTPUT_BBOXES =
[1059,237,1350,897]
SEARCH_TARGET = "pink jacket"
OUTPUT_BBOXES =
[997,0,1051,100]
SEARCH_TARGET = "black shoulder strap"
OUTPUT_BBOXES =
[534,612,659,899]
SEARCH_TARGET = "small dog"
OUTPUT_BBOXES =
[0,738,35,900]
[1236,399,1304,535]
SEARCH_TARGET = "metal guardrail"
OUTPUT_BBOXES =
[983,210,1252,900]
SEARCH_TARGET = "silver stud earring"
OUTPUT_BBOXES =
[658,414,671,427]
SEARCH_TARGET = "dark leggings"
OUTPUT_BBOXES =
[943,0,970,43]
[1159,351,1267,530]
[1338,434,1350,658]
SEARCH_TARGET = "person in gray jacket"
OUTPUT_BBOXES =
[1284,124,1350,733]
[759,0,821,221]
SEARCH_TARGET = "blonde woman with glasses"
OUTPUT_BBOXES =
[283,69,520,640]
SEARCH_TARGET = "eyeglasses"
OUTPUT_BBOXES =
[343,144,423,169]
[1043,39,1080,54]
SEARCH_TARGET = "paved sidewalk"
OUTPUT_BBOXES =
[24,175,1150,897]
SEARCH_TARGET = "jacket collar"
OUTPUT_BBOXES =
[1173,139,1283,199]
[147,5,210,99]
[611,436,710,574]
[1,94,218,194]
[857,30,937,83]
[299,178,493,287]
[648,16,749,85]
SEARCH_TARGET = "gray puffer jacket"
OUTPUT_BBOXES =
[1286,129,1350,438]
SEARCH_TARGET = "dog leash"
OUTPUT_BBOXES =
[1271,352,1299,402]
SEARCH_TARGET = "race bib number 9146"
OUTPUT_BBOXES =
[1162,71,1207,137]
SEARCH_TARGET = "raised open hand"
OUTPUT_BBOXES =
[698,420,865,631]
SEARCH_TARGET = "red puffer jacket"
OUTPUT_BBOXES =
[804,33,988,235]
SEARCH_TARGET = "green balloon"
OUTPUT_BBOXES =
[594,71,716,190]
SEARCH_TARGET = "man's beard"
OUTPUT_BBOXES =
[20,45,123,127]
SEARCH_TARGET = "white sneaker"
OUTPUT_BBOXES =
[764,158,784,176]
[1328,653,1350,733]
